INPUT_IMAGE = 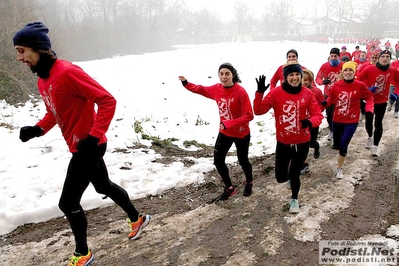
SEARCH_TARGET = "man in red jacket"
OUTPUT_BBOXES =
[316,47,344,141]
[269,49,307,90]
[351,45,362,61]
[253,61,323,214]
[358,50,399,157]
[13,22,150,266]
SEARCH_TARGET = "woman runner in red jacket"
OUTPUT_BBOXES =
[179,63,254,200]
[253,61,323,214]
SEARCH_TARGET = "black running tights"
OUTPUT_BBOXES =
[58,143,139,254]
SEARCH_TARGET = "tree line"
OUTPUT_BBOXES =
[0,0,398,104]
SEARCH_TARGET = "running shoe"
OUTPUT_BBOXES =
[243,182,253,197]
[218,186,236,200]
[128,214,151,240]
[314,149,320,159]
[371,145,379,157]
[68,249,93,266]
[300,163,310,175]
[288,199,300,214]
[335,168,344,179]
[327,131,333,141]
[365,137,373,149]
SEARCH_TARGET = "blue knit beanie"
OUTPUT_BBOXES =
[13,22,51,50]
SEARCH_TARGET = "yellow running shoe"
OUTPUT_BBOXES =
[127,214,151,240]
[68,249,93,266]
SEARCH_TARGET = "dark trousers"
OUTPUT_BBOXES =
[365,102,387,146]
[309,127,320,152]
[59,143,139,254]
[325,95,334,132]
[332,122,358,157]
[214,133,252,188]
[275,141,309,199]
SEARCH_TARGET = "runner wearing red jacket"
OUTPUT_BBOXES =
[179,63,254,200]
[358,50,399,157]
[395,41,399,59]
[351,46,362,61]
[387,59,399,117]
[269,49,307,90]
[354,51,369,75]
[253,61,323,214]
[300,69,324,175]
[340,46,352,60]
[322,61,374,179]
[316,47,344,140]
[14,22,150,266]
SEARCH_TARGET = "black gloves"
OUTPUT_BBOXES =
[256,75,270,93]
[321,100,328,106]
[322,79,331,85]
[76,135,100,158]
[19,125,43,142]
[301,119,312,129]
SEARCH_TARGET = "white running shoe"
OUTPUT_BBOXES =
[288,199,300,214]
[365,137,373,149]
[387,103,393,112]
[335,168,344,179]
[327,131,333,141]
[395,112,398,118]
[371,145,379,157]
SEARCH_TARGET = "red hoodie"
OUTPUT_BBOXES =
[325,79,374,123]
[253,86,323,145]
[36,60,116,152]
[316,61,344,97]
[183,82,254,138]
[309,86,325,106]
[357,64,399,104]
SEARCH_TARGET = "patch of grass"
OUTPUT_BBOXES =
[183,140,211,149]
[134,120,143,134]
[195,115,209,126]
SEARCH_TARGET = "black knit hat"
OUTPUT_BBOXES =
[219,63,241,83]
[283,62,303,80]
[378,50,392,59]
[219,62,235,73]
[330,48,340,56]
[286,49,298,58]
[13,22,51,50]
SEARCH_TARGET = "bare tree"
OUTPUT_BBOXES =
[0,0,41,104]
[234,1,253,35]
[259,0,290,38]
